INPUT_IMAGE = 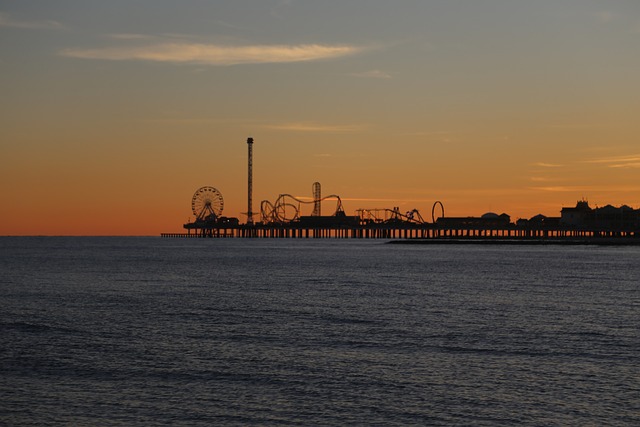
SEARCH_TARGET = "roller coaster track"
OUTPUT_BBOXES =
[261,194,345,223]
[356,208,426,224]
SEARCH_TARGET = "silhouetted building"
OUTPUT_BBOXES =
[517,214,561,229]
[560,200,640,230]
[561,199,592,226]
[591,204,637,230]
[218,216,240,226]
[298,213,360,227]
[437,212,511,228]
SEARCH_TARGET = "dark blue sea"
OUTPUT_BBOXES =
[1,237,638,426]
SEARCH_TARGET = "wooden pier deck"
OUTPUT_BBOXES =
[161,223,640,241]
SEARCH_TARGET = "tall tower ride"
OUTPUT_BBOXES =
[246,137,254,225]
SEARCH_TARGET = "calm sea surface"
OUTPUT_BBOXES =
[1,237,638,426]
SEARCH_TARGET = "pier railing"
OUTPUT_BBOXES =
[161,223,640,240]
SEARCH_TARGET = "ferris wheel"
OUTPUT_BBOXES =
[191,186,224,221]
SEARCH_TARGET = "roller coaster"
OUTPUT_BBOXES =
[355,201,445,225]
[164,136,640,242]
[261,194,346,224]
[356,207,427,225]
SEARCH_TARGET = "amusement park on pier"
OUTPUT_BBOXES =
[161,138,640,242]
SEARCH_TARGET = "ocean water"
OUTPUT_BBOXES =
[1,237,638,426]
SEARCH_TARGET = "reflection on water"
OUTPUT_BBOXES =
[1,237,638,425]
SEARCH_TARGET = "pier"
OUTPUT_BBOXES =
[164,138,640,243]
[161,222,639,241]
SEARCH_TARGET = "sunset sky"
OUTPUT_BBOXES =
[2,0,639,235]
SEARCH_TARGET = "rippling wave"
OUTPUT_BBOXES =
[1,237,638,425]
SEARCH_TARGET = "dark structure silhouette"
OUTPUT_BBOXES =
[170,197,640,241]
[246,137,254,225]
[165,138,640,241]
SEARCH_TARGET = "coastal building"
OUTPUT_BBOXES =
[560,200,640,230]
[436,212,511,229]
[517,214,561,229]
[561,199,592,226]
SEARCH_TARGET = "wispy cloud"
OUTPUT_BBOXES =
[60,42,362,65]
[0,12,64,30]
[531,185,640,194]
[265,122,365,133]
[529,177,553,182]
[530,186,589,193]
[532,162,563,168]
[583,154,640,168]
[350,69,391,79]
[609,162,640,169]
[403,130,453,136]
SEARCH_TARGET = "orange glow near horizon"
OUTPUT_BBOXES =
[1,2,639,235]
[2,144,638,236]
[2,122,640,235]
